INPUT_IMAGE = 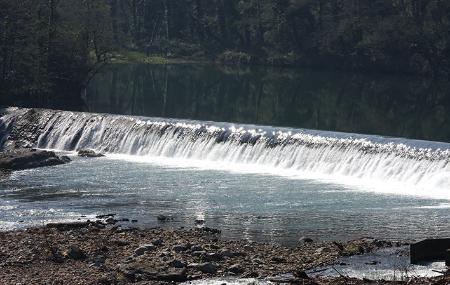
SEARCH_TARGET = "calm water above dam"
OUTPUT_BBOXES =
[1,64,450,245]
[85,64,450,143]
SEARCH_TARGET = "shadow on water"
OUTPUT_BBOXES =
[2,64,450,143]
[85,64,450,143]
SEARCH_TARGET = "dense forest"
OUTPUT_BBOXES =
[1,0,450,105]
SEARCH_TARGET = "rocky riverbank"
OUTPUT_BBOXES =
[0,218,448,285]
[0,148,70,171]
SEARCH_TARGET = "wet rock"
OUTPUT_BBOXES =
[195,218,205,225]
[105,217,117,225]
[134,244,156,257]
[64,245,86,260]
[60,156,71,163]
[299,237,314,243]
[195,227,221,234]
[157,214,174,222]
[0,149,70,171]
[96,214,116,219]
[77,149,104,158]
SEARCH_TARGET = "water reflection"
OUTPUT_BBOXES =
[86,64,450,143]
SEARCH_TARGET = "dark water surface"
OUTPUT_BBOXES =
[85,64,450,143]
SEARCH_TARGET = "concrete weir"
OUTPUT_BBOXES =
[410,239,450,265]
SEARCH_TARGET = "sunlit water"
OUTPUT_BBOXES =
[308,246,447,280]
[1,152,450,245]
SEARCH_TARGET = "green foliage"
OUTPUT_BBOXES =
[104,0,450,75]
[0,0,113,105]
[2,0,450,106]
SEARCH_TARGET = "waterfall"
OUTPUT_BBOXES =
[2,108,450,196]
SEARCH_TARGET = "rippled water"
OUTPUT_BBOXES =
[1,153,450,245]
[308,247,446,280]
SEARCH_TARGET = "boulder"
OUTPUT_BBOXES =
[77,149,104,158]
[0,149,70,170]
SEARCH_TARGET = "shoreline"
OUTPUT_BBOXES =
[0,219,447,285]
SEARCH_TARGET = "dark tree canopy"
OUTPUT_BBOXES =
[1,0,450,104]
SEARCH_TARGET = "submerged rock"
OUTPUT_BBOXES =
[0,149,70,170]
[299,237,314,244]
[77,149,104,158]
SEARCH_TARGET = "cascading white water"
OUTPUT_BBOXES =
[2,108,450,197]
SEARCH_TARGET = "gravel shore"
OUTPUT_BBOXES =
[0,217,449,285]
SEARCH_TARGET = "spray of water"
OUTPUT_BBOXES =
[2,108,450,198]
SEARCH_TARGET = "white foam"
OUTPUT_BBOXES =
[4,108,450,200]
